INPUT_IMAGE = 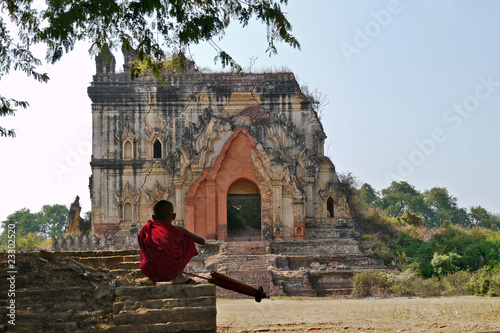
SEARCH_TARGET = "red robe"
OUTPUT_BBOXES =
[138,220,198,282]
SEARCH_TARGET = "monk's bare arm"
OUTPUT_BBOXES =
[176,226,206,245]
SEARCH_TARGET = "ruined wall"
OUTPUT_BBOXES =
[88,51,353,239]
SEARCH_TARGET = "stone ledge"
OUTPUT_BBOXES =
[113,296,216,315]
[115,283,215,302]
[113,306,216,326]
[101,320,216,333]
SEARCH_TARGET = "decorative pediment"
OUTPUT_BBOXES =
[145,113,164,134]
[319,180,337,200]
[115,125,138,143]
[122,126,139,142]
[115,182,139,204]
[146,131,166,144]
[145,180,169,204]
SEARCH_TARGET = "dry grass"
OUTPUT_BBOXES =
[217,296,500,332]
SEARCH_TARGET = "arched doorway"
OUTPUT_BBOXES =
[227,181,261,241]
[327,196,334,218]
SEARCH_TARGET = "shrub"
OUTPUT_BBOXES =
[431,252,462,276]
[466,268,491,295]
[441,271,472,296]
[414,276,442,297]
[487,269,500,297]
[386,269,417,296]
[16,233,44,252]
[352,270,388,298]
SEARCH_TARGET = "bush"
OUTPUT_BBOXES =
[487,269,500,297]
[352,270,389,298]
[431,252,461,276]
[414,276,442,297]
[466,268,491,295]
[386,269,417,296]
[16,233,44,252]
[441,271,472,296]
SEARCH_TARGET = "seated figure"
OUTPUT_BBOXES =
[138,200,205,285]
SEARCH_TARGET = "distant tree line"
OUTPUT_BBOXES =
[340,174,500,297]
[342,174,500,230]
[0,204,76,251]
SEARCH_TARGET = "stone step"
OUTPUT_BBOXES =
[118,261,140,269]
[9,320,79,332]
[113,296,215,315]
[0,286,92,304]
[101,321,216,333]
[113,306,216,326]
[12,309,107,332]
[69,254,140,270]
[122,255,141,262]
[275,254,384,270]
[54,250,140,258]
[115,284,215,303]
[0,275,33,290]
[109,269,145,279]
[219,241,267,255]
[269,239,361,255]
[215,256,270,271]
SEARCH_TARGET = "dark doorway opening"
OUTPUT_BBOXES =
[327,196,334,218]
[153,139,162,158]
[227,182,261,241]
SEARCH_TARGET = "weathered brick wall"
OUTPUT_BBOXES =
[269,239,362,256]
[108,284,217,332]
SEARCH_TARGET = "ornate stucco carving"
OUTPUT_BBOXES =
[145,180,169,204]
[89,55,353,238]
[115,182,139,205]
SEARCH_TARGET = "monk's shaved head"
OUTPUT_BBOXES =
[153,200,174,221]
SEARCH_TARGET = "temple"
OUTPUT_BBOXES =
[88,50,354,241]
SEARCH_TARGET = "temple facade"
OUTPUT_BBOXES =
[88,51,354,241]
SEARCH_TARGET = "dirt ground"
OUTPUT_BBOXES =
[217,296,500,332]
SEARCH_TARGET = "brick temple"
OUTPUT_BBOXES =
[88,50,354,241]
[49,51,386,301]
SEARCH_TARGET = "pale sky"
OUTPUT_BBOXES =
[1,0,499,223]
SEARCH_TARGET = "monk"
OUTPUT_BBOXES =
[138,200,205,285]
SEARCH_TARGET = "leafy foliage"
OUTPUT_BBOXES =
[0,204,68,245]
[337,176,500,297]
[227,204,246,231]
[1,0,300,136]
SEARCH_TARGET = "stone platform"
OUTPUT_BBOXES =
[104,283,216,332]
[0,252,216,332]
[57,239,385,299]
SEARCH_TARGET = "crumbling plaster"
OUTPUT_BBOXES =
[89,50,353,239]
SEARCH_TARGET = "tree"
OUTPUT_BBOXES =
[37,204,68,236]
[424,187,471,227]
[0,208,40,243]
[470,206,500,230]
[0,204,68,244]
[381,182,427,216]
[398,209,424,227]
[338,172,358,205]
[1,0,300,137]
[357,183,381,208]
